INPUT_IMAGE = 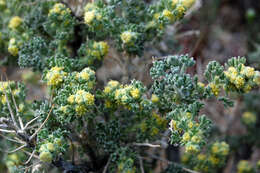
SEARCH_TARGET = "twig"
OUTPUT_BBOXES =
[3,89,19,130]
[29,105,54,141]
[139,156,145,173]
[0,129,16,133]
[24,150,36,165]
[23,116,40,130]
[133,142,161,148]
[103,156,111,173]
[22,149,40,160]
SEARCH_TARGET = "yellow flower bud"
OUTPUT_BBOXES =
[8,16,22,30]
[39,151,52,163]
[151,94,159,103]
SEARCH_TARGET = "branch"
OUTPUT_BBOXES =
[29,105,54,141]
[138,156,145,173]
[102,156,111,173]
[133,142,161,148]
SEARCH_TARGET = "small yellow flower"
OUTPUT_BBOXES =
[151,94,159,103]
[121,95,128,104]
[39,151,52,163]
[209,156,219,165]
[228,66,237,74]
[75,105,87,116]
[182,132,190,142]
[191,135,201,143]
[1,95,7,104]
[186,112,192,119]
[175,4,186,18]
[181,0,195,9]
[8,38,19,56]
[49,3,70,16]
[241,66,255,78]
[46,66,66,87]
[243,84,252,93]
[121,31,136,44]
[59,106,68,113]
[185,144,199,153]
[8,16,22,29]
[234,76,245,89]
[84,10,96,24]
[253,71,260,85]
[108,80,119,87]
[104,86,112,94]
[162,9,174,22]
[78,71,89,81]
[67,95,75,104]
[197,82,205,88]
[188,121,193,128]
[104,100,112,108]
[8,46,19,56]
[172,0,179,7]
[242,112,256,125]
[153,13,160,20]
[84,92,95,105]
[169,119,177,131]
[209,83,220,96]
[130,88,140,99]
[93,41,109,56]
[237,160,253,173]
[46,143,55,152]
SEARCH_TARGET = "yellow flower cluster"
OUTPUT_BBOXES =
[8,38,19,56]
[182,141,229,172]
[224,65,260,92]
[242,112,256,126]
[75,90,95,105]
[185,144,199,153]
[84,3,102,26]
[151,94,159,103]
[89,41,109,60]
[181,0,196,9]
[237,160,253,173]
[0,0,6,7]
[67,89,94,116]
[162,9,174,22]
[117,162,136,173]
[39,139,62,163]
[211,141,229,156]
[103,80,120,94]
[169,111,203,153]
[0,81,15,105]
[115,85,141,105]
[45,66,67,87]
[76,67,95,81]
[49,3,71,16]
[120,31,137,45]
[209,82,220,96]
[8,16,22,30]
[172,0,196,9]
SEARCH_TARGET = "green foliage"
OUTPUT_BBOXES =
[0,0,260,173]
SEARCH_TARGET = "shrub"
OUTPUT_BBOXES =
[0,0,260,173]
